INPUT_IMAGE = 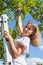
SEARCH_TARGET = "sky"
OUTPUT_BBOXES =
[9,14,43,59]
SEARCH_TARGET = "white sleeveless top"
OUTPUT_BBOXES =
[13,36,30,65]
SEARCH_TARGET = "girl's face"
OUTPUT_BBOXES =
[22,23,35,37]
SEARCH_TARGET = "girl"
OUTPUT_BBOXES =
[4,8,40,65]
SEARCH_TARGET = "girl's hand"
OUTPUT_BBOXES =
[4,31,12,40]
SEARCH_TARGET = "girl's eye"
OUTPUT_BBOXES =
[28,28,30,30]
[25,26,27,28]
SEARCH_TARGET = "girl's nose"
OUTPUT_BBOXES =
[25,28,28,30]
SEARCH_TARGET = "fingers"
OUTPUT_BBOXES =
[4,31,8,35]
[3,31,8,37]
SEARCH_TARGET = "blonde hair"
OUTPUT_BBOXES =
[30,26,41,46]
[27,22,41,46]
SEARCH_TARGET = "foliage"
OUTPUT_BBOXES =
[0,0,43,33]
[0,39,4,59]
[26,53,30,58]
[39,23,43,37]
[0,0,43,21]
[9,27,19,39]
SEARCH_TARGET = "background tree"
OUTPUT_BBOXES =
[0,0,43,35]
[0,0,43,58]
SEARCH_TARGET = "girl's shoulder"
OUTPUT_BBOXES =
[22,37,30,41]
[14,36,30,45]
[15,36,30,41]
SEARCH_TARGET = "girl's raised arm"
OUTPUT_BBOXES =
[17,8,23,34]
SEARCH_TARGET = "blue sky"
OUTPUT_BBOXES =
[29,45,43,59]
[9,14,43,59]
